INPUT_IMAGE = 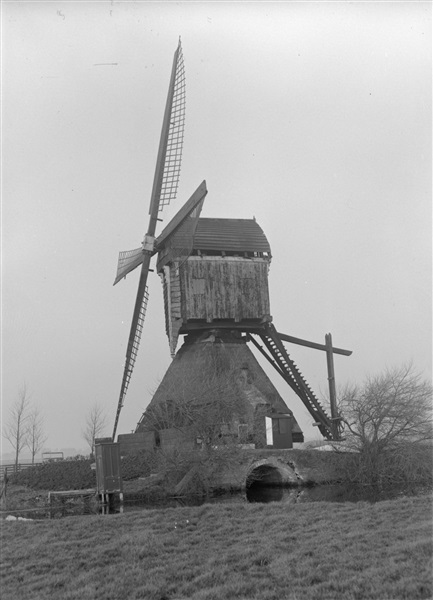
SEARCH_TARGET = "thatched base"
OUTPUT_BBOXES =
[135,329,304,449]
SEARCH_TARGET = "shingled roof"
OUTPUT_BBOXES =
[192,218,271,255]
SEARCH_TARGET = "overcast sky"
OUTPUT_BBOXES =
[2,1,431,455]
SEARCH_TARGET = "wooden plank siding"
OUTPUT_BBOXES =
[180,256,270,323]
[161,264,184,355]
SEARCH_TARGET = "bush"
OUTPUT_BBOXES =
[120,450,159,480]
[121,445,245,496]
[341,442,433,486]
[10,457,95,490]
[338,364,433,485]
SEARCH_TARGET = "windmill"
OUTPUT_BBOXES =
[113,41,352,450]
[111,40,208,440]
[134,216,352,449]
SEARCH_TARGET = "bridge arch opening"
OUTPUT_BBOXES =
[246,464,283,489]
[246,464,284,502]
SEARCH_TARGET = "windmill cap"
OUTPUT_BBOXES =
[193,218,271,255]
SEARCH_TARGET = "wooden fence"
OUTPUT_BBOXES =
[0,462,41,478]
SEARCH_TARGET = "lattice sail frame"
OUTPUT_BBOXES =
[158,48,186,211]
[112,41,186,440]
[112,287,149,432]
[114,248,143,285]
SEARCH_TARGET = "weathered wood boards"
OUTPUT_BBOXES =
[181,256,270,323]
[158,217,273,354]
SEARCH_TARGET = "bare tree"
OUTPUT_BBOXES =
[4,385,31,471]
[82,403,108,456]
[26,407,47,465]
[338,363,433,484]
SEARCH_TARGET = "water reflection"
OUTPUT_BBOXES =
[247,485,285,503]
[117,483,428,512]
[247,483,429,505]
[3,483,429,520]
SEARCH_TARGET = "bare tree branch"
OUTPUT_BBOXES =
[3,385,31,470]
[82,403,107,456]
[337,364,433,484]
[26,407,47,465]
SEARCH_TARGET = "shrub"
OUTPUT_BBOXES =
[120,450,159,480]
[337,364,433,485]
[10,457,95,490]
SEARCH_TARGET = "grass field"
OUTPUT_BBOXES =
[1,494,432,600]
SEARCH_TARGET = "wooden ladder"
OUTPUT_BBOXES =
[248,323,338,440]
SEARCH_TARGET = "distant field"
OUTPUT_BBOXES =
[2,494,432,600]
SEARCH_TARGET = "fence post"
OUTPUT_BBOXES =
[0,467,8,509]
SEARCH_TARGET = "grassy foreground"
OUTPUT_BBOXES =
[1,495,432,600]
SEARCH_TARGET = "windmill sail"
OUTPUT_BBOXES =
[148,40,186,218]
[113,182,207,438]
[161,199,204,267]
[112,279,150,439]
[112,41,187,441]
[113,41,185,289]
[156,180,207,270]
[114,247,143,285]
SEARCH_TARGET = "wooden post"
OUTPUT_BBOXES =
[325,333,339,439]
[0,468,8,509]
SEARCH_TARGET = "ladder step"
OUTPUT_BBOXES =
[261,330,335,435]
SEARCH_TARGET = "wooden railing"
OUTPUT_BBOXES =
[0,462,41,478]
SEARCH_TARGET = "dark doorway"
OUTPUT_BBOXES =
[272,417,293,449]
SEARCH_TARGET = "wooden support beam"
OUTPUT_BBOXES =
[325,333,339,439]
[277,332,352,356]
[180,320,266,334]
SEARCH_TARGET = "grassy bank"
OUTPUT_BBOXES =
[2,494,431,600]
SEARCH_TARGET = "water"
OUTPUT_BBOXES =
[3,483,429,520]
[246,483,429,504]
